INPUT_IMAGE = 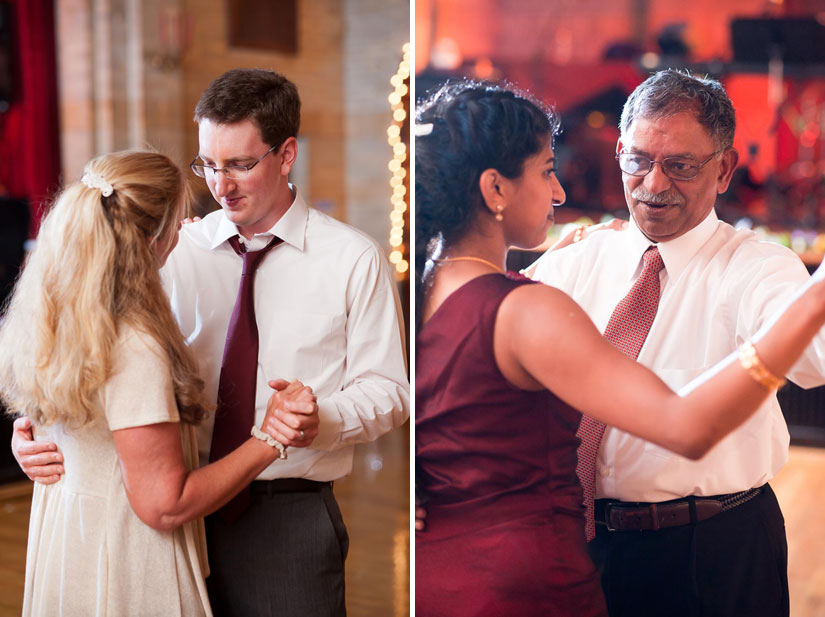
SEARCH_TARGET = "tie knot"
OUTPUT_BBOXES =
[642,245,665,274]
[241,248,268,273]
[228,235,283,275]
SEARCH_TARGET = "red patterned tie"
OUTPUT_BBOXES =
[210,235,282,522]
[577,245,665,541]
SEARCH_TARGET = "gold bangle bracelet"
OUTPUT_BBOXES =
[738,340,786,391]
[573,224,589,243]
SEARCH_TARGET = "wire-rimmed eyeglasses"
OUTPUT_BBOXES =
[190,144,280,180]
[616,149,724,181]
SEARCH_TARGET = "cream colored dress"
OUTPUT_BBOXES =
[22,327,212,617]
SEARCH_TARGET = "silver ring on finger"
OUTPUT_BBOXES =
[299,429,305,441]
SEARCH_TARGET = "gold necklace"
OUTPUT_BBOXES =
[434,256,505,274]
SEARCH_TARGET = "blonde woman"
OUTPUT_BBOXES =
[0,151,313,616]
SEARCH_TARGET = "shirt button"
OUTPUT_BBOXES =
[598,465,613,477]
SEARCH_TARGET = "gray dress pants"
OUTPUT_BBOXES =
[205,481,348,617]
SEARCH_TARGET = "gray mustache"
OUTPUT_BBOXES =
[631,188,685,206]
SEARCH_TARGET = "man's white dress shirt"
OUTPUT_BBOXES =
[532,210,825,502]
[162,187,410,481]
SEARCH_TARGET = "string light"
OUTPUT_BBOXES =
[387,42,410,279]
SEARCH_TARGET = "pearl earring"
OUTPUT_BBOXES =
[495,205,504,222]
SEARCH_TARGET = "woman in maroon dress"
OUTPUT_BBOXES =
[414,81,825,617]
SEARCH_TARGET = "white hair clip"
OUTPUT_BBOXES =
[81,172,114,197]
[414,122,434,137]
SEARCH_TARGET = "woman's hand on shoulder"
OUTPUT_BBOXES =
[549,218,628,252]
[522,218,627,278]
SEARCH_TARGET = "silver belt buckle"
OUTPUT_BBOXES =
[603,503,618,532]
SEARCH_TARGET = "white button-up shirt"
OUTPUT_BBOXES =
[531,210,825,502]
[162,187,410,481]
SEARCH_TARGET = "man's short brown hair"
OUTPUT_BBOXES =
[194,68,301,148]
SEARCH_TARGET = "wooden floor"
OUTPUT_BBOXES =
[0,422,410,617]
[4,440,825,616]
[773,446,825,617]
[0,480,28,616]
[336,422,410,616]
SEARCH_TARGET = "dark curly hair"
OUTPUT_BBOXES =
[414,80,559,333]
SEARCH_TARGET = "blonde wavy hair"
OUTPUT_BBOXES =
[0,150,210,427]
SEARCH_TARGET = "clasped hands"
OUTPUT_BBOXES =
[10,377,320,484]
[260,378,320,451]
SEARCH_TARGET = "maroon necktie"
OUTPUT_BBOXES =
[210,234,282,522]
[577,245,665,541]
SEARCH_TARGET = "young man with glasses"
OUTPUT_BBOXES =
[529,69,825,617]
[14,68,410,617]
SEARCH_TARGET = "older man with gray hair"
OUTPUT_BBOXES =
[531,69,825,617]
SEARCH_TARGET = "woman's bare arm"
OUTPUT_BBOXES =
[112,380,316,531]
[495,275,825,459]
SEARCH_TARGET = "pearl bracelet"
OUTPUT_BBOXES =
[738,340,786,391]
[251,425,287,460]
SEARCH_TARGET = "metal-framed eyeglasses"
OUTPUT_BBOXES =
[190,144,280,180]
[616,149,724,181]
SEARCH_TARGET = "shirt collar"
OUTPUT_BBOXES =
[211,184,308,252]
[626,209,719,281]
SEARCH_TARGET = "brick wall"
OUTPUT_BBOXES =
[55,0,409,246]
[343,0,410,249]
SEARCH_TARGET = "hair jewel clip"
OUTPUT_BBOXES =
[81,172,114,197]
[414,122,434,137]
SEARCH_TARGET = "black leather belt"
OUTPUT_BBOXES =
[250,478,331,496]
[594,486,764,532]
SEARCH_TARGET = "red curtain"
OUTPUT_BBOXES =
[0,0,60,238]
